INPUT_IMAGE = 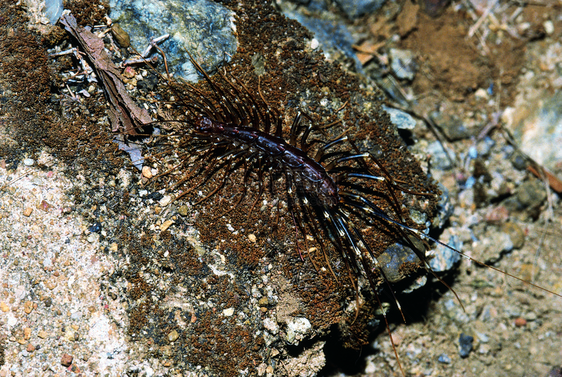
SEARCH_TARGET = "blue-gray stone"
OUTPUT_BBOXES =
[382,105,416,130]
[333,0,386,18]
[45,0,63,25]
[389,48,417,81]
[428,235,462,272]
[283,10,363,73]
[109,0,238,82]
[458,333,473,358]
[437,353,451,364]
[377,243,421,283]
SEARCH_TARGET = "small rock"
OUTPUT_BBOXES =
[109,0,238,81]
[437,353,451,364]
[61,353,73,367]
[177,205,189,216]
[428,235,462,272]
[285,317,311,345]
[430,111,471,141]
[248,234,257,243]
[26,343,35,352]
[23,158,34,166]
[142,165,153,178]
[223,307,234,316]
[23,207,33,217]
[383,105,416,130]
[514,317,527,327]
[501,222,525,249]
[111,22,131,47]
[160,219,174,232]
[168,330,179,342]
[88,222,102,233]
[0,301,9,312]
[485,205,510,223]
[23,301,34,314]
[458,333,474,358]
[389,48,417,81]
[159,195,172,207]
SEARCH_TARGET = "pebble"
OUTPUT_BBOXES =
[501,222,525,249]
[376,243,421,283]
[514,317,527,327]
[23,301,34,314]
[61,353,73,367]
[428,235,462,272]
[23,158,34,166]
[160,219,174,232]
[427,141,455,170]
[177,205,188,216]
[168,330,179,342]
[23,207,33,217]
[159,195,172,207]
[223,307,234,316]
[437,353,451,364]
[284,317,311,345]
[383,105,416,130]
[88,222,102,233]
[141,165,153,178]
[333,0,386,18]
[504,90,562,172]
[430,111,470,141]
[458,333,474,358]
[389,48,417,81]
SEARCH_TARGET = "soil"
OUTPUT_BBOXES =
[1,0,561,376]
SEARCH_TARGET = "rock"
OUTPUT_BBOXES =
[333,0,387,19]
[61,353,73,367]
[383,105,416,130]
[504,90,562,172]
[458,333,473,358]
[389,48,417,81]
[168,329,179,342]
[285,317,311,345]
[430,111,471,141]
[109,0,238,81]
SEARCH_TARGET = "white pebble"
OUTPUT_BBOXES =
[23,158,34,166]
[223,307,234,316]
[310,38,319,50]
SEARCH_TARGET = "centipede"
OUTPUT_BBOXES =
[137,49,442,370]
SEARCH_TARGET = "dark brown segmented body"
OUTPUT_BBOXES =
[195,116,340,207]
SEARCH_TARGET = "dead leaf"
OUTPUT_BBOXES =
[60,13,151,135]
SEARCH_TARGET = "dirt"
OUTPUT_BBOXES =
[1,0,562,376]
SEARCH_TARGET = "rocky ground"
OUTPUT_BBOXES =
[1,0,562,376]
